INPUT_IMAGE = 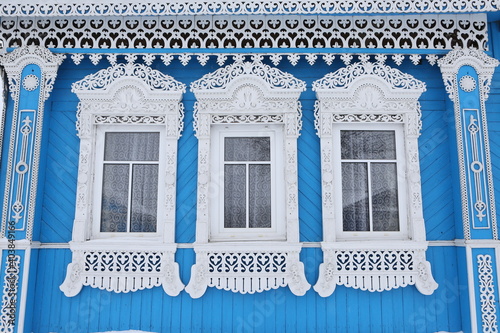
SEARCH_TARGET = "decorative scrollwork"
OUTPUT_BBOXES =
[186,246,310,298]
[0,1,498,17]
[192,61,305,91]
[60,248,184,296]
[94,115,166,125]
[313,61,426,91]
[212,114,284,124]
[1,15,488,51]
[0,255,19,332]
[314,246,438,296]
[72,63,186,93]
[477,254,498,333]
[330,113,404,123]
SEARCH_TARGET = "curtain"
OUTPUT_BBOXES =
[100,132,159,233]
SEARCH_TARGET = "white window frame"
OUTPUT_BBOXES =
[92,124,166,239]
[333,123,408,240]
[210,124,286,241]
[60,63,185,297]
[313,61,438,297]
[186,60,310,298]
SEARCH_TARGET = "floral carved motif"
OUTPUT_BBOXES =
[438,49,499,240]
[477,254,498,333]
[0,46,65,241]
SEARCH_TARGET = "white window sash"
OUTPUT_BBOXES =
[92,124,166,239]
[333,123,408,240]
[210,124,286,241]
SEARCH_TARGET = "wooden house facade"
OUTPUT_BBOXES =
[0,1,499,332]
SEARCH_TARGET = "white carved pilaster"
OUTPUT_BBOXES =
[0,46,65,241]
[438,49,499,240]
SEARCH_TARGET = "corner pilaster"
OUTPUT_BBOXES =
[0,46,65,333]
[439,48,500,333]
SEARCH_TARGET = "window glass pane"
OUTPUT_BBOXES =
[224,137,270,161]
[104,132,160,161]
[341,130,396,160]
[249,164,271,228]
[372,163,399,231]
[342,162,369,231]
[224,164,246,228]
[130,164,158,232]
[101,164,129,232]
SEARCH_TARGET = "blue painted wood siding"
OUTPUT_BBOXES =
[25,56,469,332]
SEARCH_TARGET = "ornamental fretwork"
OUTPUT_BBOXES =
[186,60,310,298]
[60,63,185,297]
[313,61,438,296]
[0,14,488,51]
[0,0,498,16]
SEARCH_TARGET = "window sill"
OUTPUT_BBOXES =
[60,240,184,297]
[314,240,438,296]
[185,241,310,298]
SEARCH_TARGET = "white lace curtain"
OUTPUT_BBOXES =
[223,137,272,229]
[340,130,399,232]
[100,132,159,233]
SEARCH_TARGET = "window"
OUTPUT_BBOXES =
[334,125,406,239]
[60,63,185,297]
[94,128,164,236]
[186,61,310,297]
[210,125,285,241]
[313,61,437,296]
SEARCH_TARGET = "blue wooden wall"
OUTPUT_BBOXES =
[19,50,489,332]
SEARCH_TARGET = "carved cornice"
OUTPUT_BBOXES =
[73,63,185,137]
[313,61,426,92]
[1,0,498,16]
[72,63,186,94]
[191,60,306,92]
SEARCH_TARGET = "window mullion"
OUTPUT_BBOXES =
[127,162,133,233]
[367,161,373,232]
[246,162,249,229]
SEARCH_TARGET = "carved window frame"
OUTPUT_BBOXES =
[312,61,438,296]
[60,63,185,297]
[185,60,310,298]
